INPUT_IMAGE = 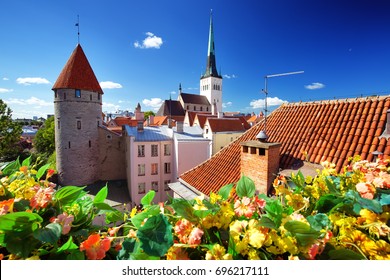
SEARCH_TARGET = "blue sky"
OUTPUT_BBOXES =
[1,0,390,119]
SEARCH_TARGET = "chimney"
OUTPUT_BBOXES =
[379,109,390,140]
[217,111,223,118]
[176,121,184,133]
[240,140,281,195]
[168,118,172,128]
[137,120,144,132]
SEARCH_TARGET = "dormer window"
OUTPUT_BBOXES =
[75,89,81,98]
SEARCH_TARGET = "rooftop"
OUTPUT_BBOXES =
[180,95,390,196]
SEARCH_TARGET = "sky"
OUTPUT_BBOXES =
[1,0,390,119]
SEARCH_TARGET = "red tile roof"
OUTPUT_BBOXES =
[110,117,138,127]
[180,96,390,196]
[195,114,215,129]
[206,118,247,132]
[52,44,103,94]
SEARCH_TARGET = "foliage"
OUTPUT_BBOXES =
[144,110,155,121]
[0,155,389,260]
[33,116,55,156]
[0,99,23,161]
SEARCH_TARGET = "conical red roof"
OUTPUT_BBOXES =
[52,44,103,94]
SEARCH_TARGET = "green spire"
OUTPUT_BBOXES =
[202,10,221,79]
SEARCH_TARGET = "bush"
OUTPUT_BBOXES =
[0,156,389,260]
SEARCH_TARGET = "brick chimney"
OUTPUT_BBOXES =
[240,140,281,194]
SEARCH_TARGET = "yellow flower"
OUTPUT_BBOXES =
[359,209,377,224]
[372,240,390,260]
[205,244,232,260]
[210,192,222,204]
[166,246,189,260]
[130,207,137,218]
[247,228,266,249]
[248,249,260,260]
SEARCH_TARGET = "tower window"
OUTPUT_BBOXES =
[57,119,60,129]
[98,94,101,100]
[55,91,58,98]
[68,141,71,149]
[200,106,203,111]
[77,120,81,130]
[75,89,81,98]
[90,94,92,101]
[89,140,91,148]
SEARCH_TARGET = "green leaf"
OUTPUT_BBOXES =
[378,193,390,206]
[307,213,330,231]
[0,212,43,233]
[315,194,343,213]
[141,190,156,207]
[54,186,86,206]
[117,238,137,260]
[325,176,340,194]
[93,185,108,204]
[328,249,365,260]
[344,190,382,214]
[33,223,62,244]
[137,214,173,257]
[1,158,21,176]
[36,163,50,180]
[284,220,321,247]
[57,236,79,253]
[5,235,40,258]
[262,198,283,228]
[218,183,234,200]
[170,199,198,223]
[291,170,306,189]
[105,209,124,224]
[258,216,277,229]
[236,175,256,198]
[21,155,32,167]
[131,205,161,228]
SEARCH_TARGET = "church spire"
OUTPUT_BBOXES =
[202,10,221,79]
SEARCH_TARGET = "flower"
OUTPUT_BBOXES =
[166,246,190,260]
[188,227,203,245]
[50,212,74,234]
[174,219,193,244]
[80,234,111,260]
[30,184,55,210]
[205,244,232,260]
[0,198,14,215]
[356,182,375,199]
[234,197,256,218]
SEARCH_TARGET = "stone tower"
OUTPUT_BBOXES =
[52,44,104,186]
[200,11,223,114]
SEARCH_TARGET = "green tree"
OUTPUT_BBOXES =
[144,110,155,120]
[34,116,55,156]
[0,99,23,161]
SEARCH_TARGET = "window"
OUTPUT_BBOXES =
[138,183,145,194]
[75,89,81,98]
[151,181,158,192]
[164,180,171,191]
[164,162,171,174]
[138,164,145,176]
[138,145,145,157]
[200,106,203,111]
[194,106,197,111]
[55,91,58,98]
[151,163,158,175]
[164,144,171,156]
[90,94,92,101]
[57,119,60,129]
[98,94,101,100]
[89,140,91,148]
[77,120,81,130]
[68,141,71,149]
[151,145,158,157]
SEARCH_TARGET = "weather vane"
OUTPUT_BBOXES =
[75,15,80,44]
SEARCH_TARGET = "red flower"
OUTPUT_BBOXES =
[80,234,111,260]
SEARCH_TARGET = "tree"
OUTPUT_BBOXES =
[34,116,55,156]
[144,110,155,120]
[0,99,23,161]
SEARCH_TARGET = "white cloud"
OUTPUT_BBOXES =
[16,77,50,85]
[0,88,13,93]
[170,91,176,95]
[222,101,232,108]
[134,32,163,49]
[3,77,9,81]
[6,97,52,106]
[223,74,237,79]
[305,82,325,90]
[102,102,120,112]
[100,81,123,89]
[250,97,288,109]
[142,98,163,111]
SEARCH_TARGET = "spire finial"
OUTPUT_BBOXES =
[75,15,80,44]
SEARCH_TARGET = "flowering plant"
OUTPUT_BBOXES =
[1,155,389,260]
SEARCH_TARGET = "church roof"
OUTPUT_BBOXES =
[156,100,185,116]
[180,95,390,196]
[180,93,211,105]
[52,44,103,94]
[201,11,221,79]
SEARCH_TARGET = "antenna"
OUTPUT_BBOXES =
[261,70,304,139]
[75,15,80,44]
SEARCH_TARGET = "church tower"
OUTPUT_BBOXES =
[200,11,223,114]
[52,44,103,186]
